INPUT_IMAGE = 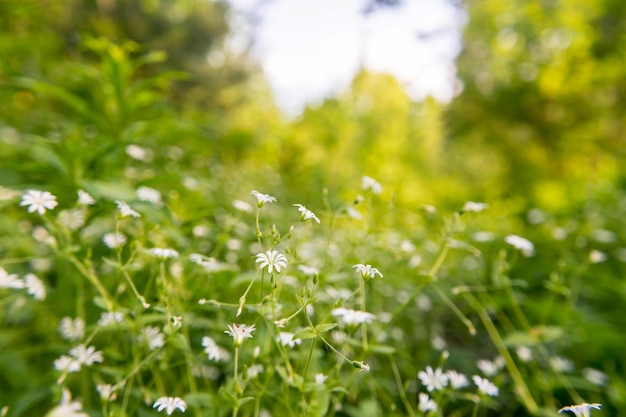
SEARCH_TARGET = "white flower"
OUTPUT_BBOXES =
[583,368,608,386]
[98,311,125,326]
[24,273,46,300]
[447,370,469,389]
[77,190,95,206]
[476,358,501,377]
[472,375,499,397]
[202,336,222,361]
[53,355,81,373]
[332,308,376,325]
[69,344,104,366]
[171,315,183,328]
[276,332,301,348]
[20,190,58,214]
[136,186,162,204]
[505,234,534,257]
[361,176,382,195]
[0,267,24,289]
[103,232,127,249]
[96,384,116,401]
[418,393,437,412]
[255,250,288,273]
[298,265,319,276]
[516,346,533,362]
[247,364,264,379]
[225,323,256,347]
[353,361,370,372]
[589,250,607,264]
[149,248,180,259]
[418,366,448,392]
[153,396,187,415]
[232,199,253,213]
[559,403,602,417]
[352,264,383,279]
[58,209,86,230]
[141,326,165,350]
[251,190,277,207]
[551,356,575,372]
[293,204,320,224]
[315,373,327,384]
[126,144,152,161]
[462,201,489,212]
[59,317,85,341]
[115,200,140,218]
[46,389,89,417]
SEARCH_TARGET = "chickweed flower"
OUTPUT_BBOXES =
[202,336,222,361]
[59,317,85,341]
[353,263,383,280]
[53,355,81,373]
[361,176,383,195]
[251,190,276,207]
[505,234,534,257]
[103,232,127,249]
[462,201,489,213]
[96,384,116,401]
[558,403,602,417]
[476,358,502,377]
[77,189,95,206]
[418,393,437,412]
[447,370,469,389]
[225,323,256,347]
[69,344,104,366]
[153,396,187,415]
[141,326,165,350]
[352,361,370,372]
[115,200,140,218]
[293,204,320,224]
[315,373,328,384]
[276,332,301,348]
[136,186,162,205]
[98,311,124,326]
[332,308,376,325]
[472,375,499,397]
[418,366,448,392]
[255,250,288,273]
[149,248,180,259]
[46,388,89,417]
[0,267,24,289]
[20,190,58,214]
[233,199,253,213]
[24,273,46,300]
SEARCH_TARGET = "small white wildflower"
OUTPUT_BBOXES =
[462,201,489,212]
[447,370,469,389]
[59,317,85,341]
[589,250,607,264]
[24,273,46,300]
[103,232,127,249]
[516,346,533,362]
[353,361,370,372]
[153,396,187,415]
[276,332,301,348]
[202,336,221,361]
[58,209,86,230]
[46,388,89,417]
[255,250,288,274]
[98,311,125,326]
[126,144,151,161]
[352,263,383,279]
[550,356,575,373]
[315,373,327,384]
[583,368,608,386]
[293,204,320,224]
[136,186,162,205]
[251,190,276,207]
[53,355,81,373]
[171,315,183,328]
[233,199,253,213]
[505,234,535,257]
[77,189,95,206]
[418,366,448,392]
[115,200,140,218]
[247,364,264,379]
[559,403,602,417]
[473,231,495,242]
[20,190,58,215]
[69,344,104,366]
[361,176,382,195]
[472,375,499,397]
[297,265,319,276]
[418,393,437,412]
[476,359,501,377]
[0,267,24,289]
[332,308,376,325]
[225,323,256,347]
[96,384,116,401]
[149,248,180,259]
[141,326,165,350]
[346,206,363,219]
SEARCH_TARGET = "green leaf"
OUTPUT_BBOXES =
[314,323,337,334]
[292,328,317,340]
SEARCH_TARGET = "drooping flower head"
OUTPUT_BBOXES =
[20,190,58,215]
[225,323,256,347]
[558,403,602,417]
[255,250,288,274]
[153,396,187,415]
[293,204,320,224]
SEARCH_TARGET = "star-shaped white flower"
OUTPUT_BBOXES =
[255,250,288,274]
[20,190,58,214]
[225,323,256,347]
[353,264,383,280]
[558,403,602,417]
[418,366,448,392]
[505,234,534,257]
[472,375,499,397]
[293,204,320,224]
[251,190,277,207]
[153,396,187,415]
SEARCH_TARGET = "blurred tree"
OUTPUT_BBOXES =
[448,0,626,210]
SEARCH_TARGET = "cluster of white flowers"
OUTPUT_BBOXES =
[0,268,46,300]
[332,308,376,326]
[417,366,498,397]
[149,248,180,259]
[54,344,103,374]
